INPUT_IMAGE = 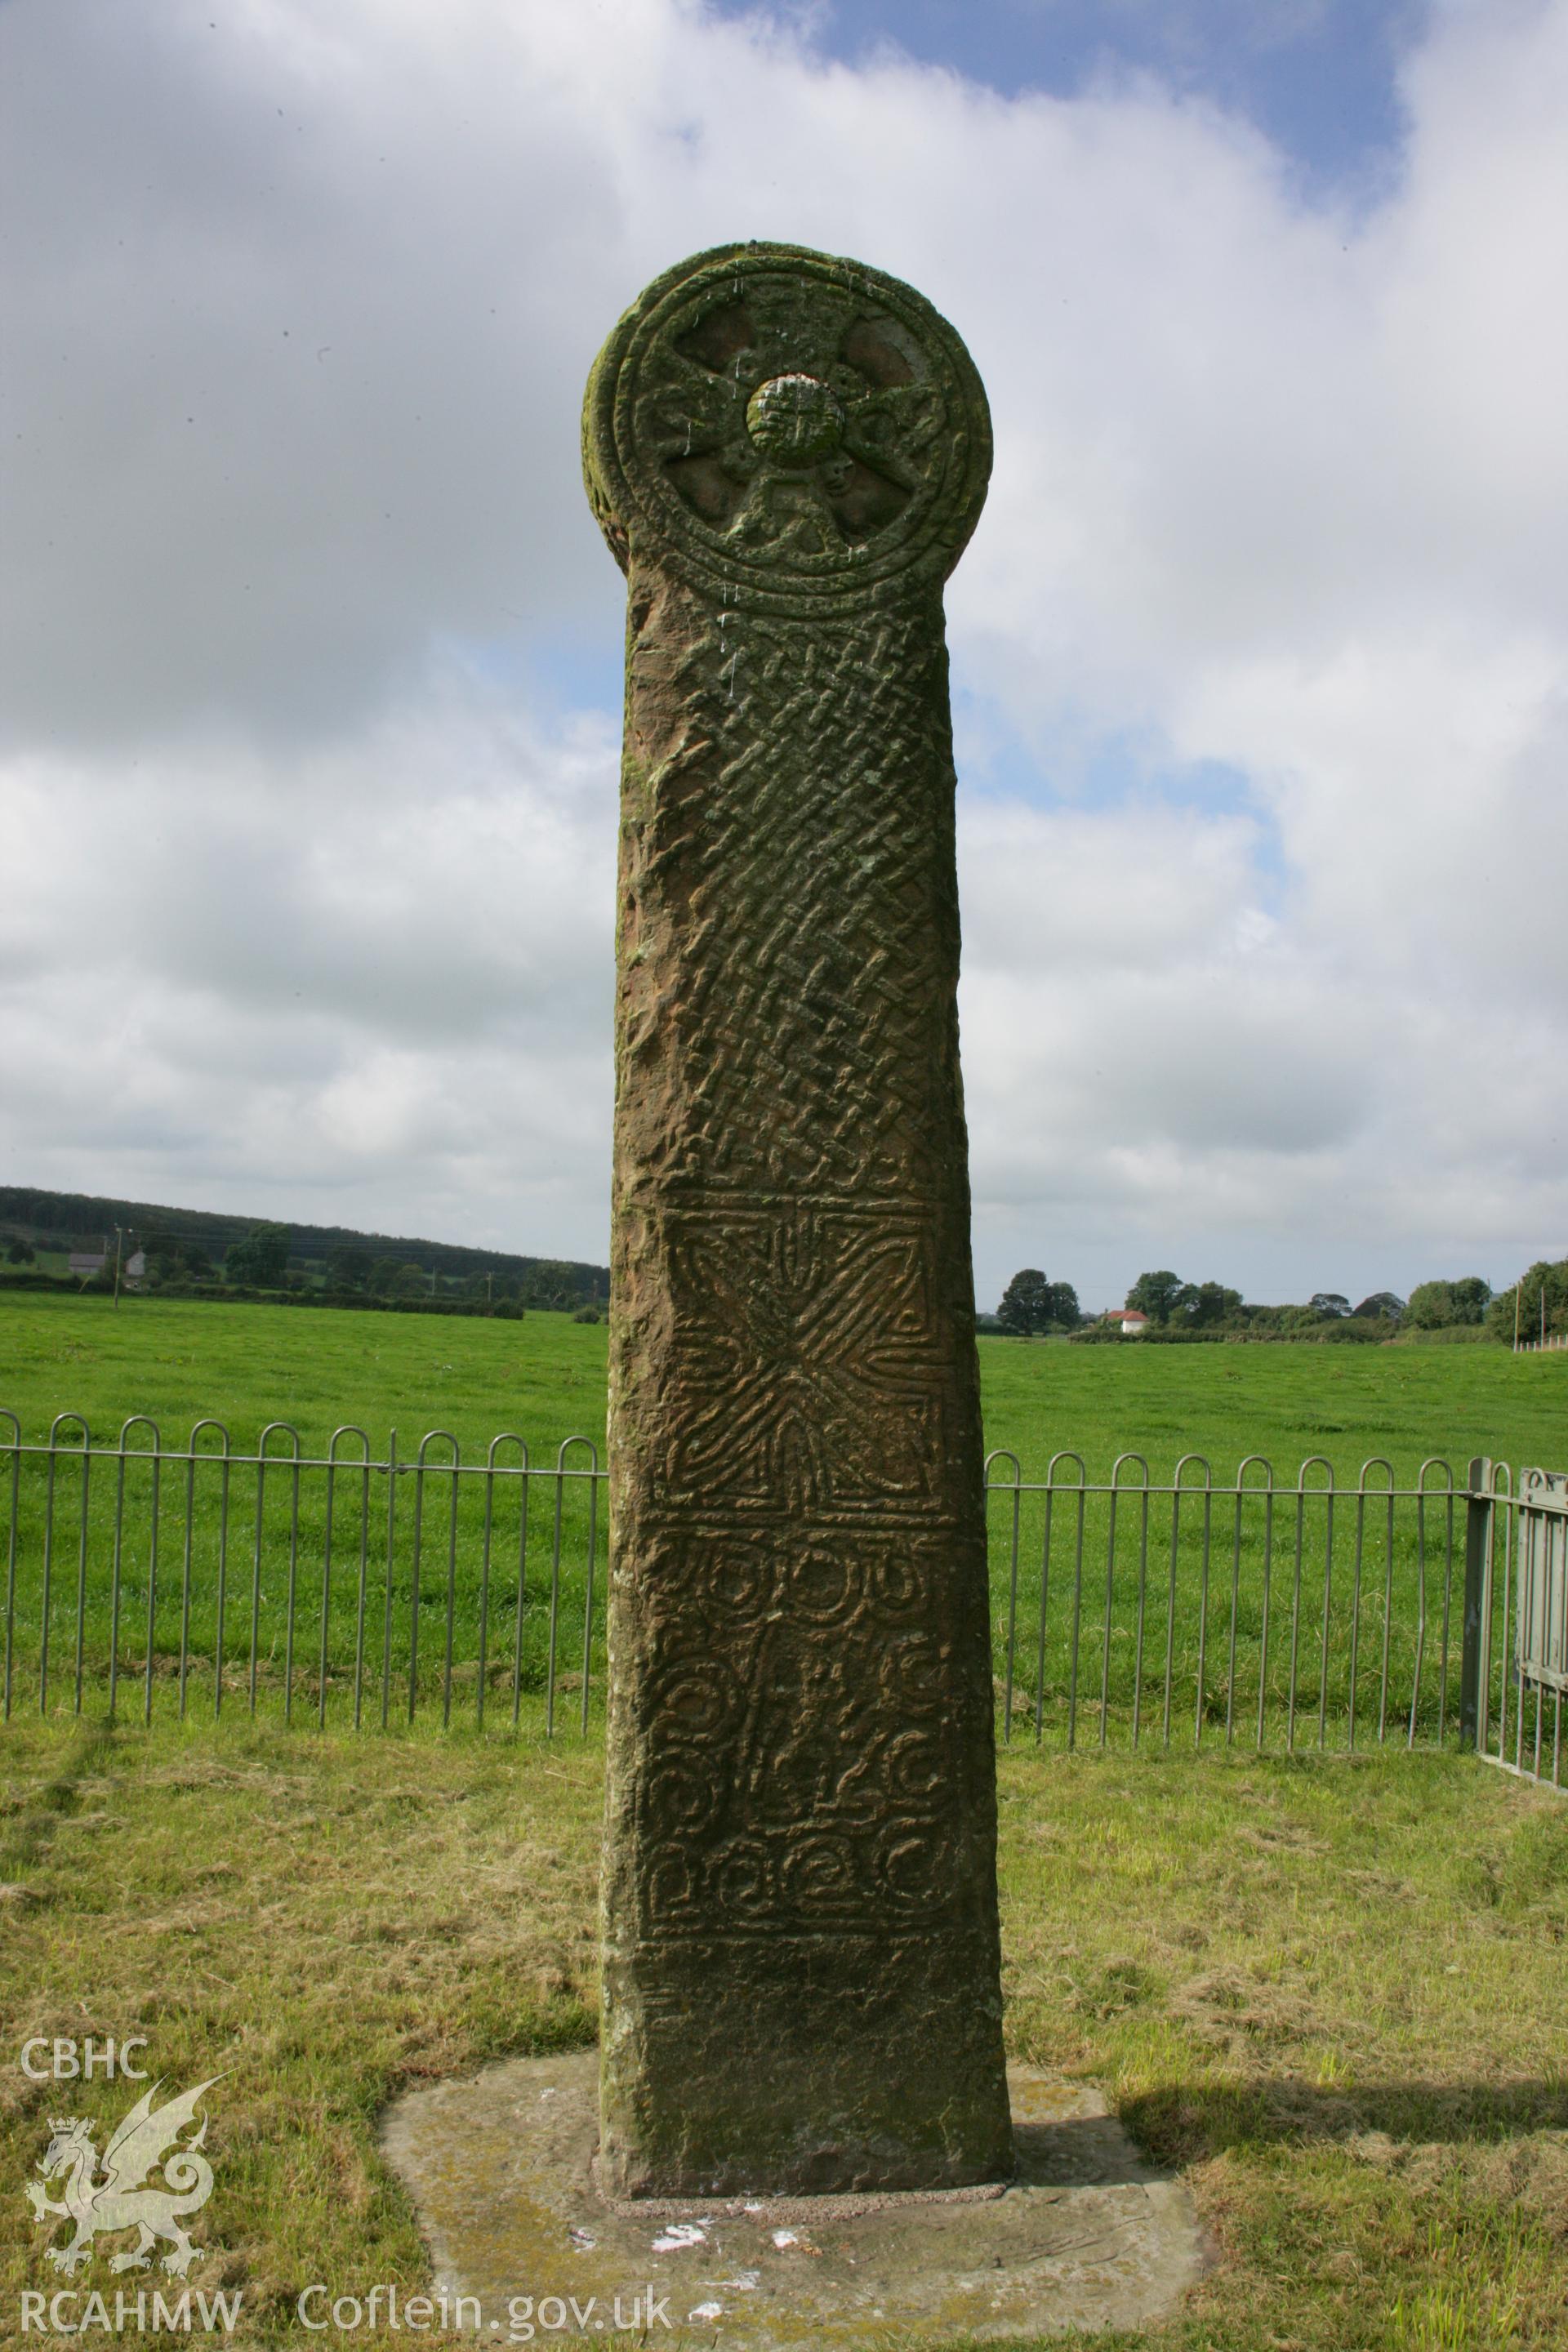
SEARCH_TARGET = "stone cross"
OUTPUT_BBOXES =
[583,242,1011,2198]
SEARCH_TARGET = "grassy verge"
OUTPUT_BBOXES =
[2,1722,1564,2348]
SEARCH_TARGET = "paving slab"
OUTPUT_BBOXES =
[381,2051,1205,2346]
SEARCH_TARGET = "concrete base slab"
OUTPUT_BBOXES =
[381,2051,1205,2346]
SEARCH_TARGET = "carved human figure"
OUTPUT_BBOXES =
[583,241,1011,2195]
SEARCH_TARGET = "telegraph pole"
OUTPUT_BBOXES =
[112,1226,123,1310]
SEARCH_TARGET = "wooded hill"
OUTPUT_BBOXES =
[0,1186,607,1302]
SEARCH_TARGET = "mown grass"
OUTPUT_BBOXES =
[2,1721,1564,2349]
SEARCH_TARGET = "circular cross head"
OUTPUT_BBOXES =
[583,243,991,617]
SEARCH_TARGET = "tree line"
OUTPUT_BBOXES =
[989,1264,1535,1342]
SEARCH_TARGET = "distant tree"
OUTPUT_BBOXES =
[524,1259,591,1312]
[253,1224,289,1284]
[1448,1276,1491,1324]
[1125,1271,1184,1326]
[1404,1281,1450,1329]
[6,1238,34,1265]
[457,1267,514,1304]
[1172,1281,1243,1330]
[1047,1281,1081,1331]
[387,1262,430,1299]
[1401,1289,1457,1326]
[1352,1291,1405,1321]
[1408,1276,1490,1330]
[325,1245,373,1291]
[141,1227,211,1282]
[140,1227,175,1274]
[225,1222,289,1287]
[1487,1259,1568,1344]
[997,1270,1059,1337]
[1310,1293,1352,1318]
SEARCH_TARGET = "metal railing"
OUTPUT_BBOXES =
[1,1413,602,1735]
[984,1449,1468,1757]
[0,1410,1557,1780]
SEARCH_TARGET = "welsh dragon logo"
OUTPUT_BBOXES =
[25,2076,224,2278]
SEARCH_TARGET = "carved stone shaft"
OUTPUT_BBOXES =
[583,242,1011,2196]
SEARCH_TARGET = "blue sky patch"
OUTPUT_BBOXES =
[716,0,1423,196]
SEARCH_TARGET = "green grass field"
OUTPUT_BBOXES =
[2,1720,1564,2350]
[3,1290,1566,1475]
[0,1293,609,1459]
[3,1295,1566,1752]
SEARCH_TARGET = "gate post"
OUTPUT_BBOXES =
[1459,1456,1493,1749]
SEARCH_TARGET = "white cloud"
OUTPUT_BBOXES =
[2,0,1566,1305]
[0,677,617,1245]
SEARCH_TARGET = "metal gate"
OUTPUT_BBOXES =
[1463,1458,1566,1789]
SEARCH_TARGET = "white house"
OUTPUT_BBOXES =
[1104,1308,1150,1336]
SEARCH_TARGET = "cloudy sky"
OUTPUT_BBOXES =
[3,0,1566,1312]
